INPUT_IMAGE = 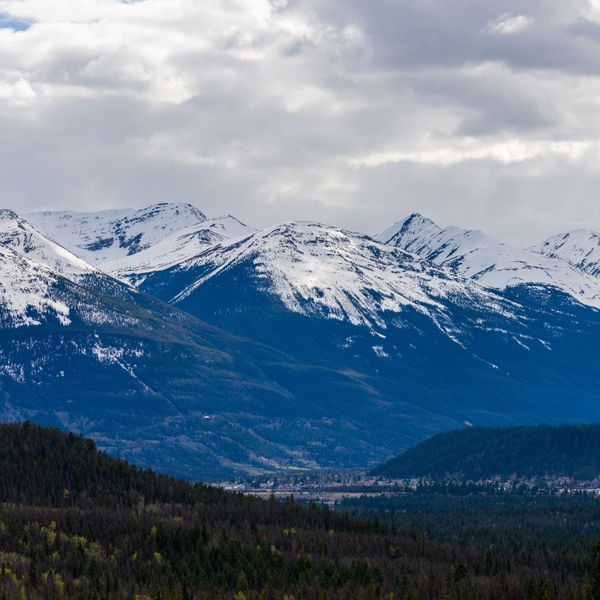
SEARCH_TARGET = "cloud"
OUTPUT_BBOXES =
[0,77,36,105]
[348,140,594,168]
[0,0,599,243]
[484,13,533,35]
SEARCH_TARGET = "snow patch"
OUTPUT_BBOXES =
[372,345,389,358]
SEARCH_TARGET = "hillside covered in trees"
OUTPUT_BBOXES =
[372,424,600,480]
[0,422,598,599]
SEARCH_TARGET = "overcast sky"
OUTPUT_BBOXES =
[1,0,600,243]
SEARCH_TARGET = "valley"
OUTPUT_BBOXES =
[0,422,598,599]
[220,471,600,507]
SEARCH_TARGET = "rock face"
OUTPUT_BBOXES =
[2,204,600,480]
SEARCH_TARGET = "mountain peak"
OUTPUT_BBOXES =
[0,208,20,222]
[133,202,207,223]
[404,212,436,226]
[378,216,600,308]
[375,213,441,246]
[397,212,441,235]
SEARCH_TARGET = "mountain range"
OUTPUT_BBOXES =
[0,202,598,479]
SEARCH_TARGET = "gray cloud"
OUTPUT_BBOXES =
[0,0,599,244]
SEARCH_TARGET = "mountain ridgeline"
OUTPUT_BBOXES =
[0,422,596,599]
[1,202,600,478]
[372,424,600,480]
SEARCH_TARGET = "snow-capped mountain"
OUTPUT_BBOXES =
[27,203,207,264]
[377,214,600,309]
[1,213,419,478]
[0,244,72,328]
[131,218,571,378]
[104,215,254,284]
[532,229,600,278]
[5,202,600,479]
[0,237,148,330]
[124,217,600,467]
[147,221,508,331]
[0,209,98,279]
[0,208,144,328]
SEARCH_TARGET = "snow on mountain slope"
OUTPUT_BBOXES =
[377,214,600,309]
[0,244,71,328]
[0,237,152,331]
[0,209,97,278]
[27,203,207,264]
[157,221,510,330]
[103,215,255,283]
[532,229,600,278]
[0,208,167,330]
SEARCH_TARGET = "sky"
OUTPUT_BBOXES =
[1,0,600,244]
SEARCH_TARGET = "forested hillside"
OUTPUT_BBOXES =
[372,424,600,480]
[0,422,596,599]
